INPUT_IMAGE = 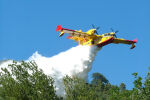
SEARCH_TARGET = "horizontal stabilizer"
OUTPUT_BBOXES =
[59,32,64,37]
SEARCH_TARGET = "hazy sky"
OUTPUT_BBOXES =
[1,0,150,89]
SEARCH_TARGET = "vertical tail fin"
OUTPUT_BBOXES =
[56,25,63,31]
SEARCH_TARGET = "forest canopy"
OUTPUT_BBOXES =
[0,61,149,100]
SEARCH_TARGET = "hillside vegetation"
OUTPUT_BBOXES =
[0,61,149,100]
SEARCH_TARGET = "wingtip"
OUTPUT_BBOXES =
[56,25,62,31]
[133,39,137,43]
[66,36,72,39]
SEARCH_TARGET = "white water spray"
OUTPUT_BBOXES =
[0,45,101,96]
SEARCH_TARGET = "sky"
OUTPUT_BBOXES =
[0,0,150,89]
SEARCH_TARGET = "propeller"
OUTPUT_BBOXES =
[110,28,119,33]
[115,30,119,33]
[92,24,100,35]
[110,28,119,38]
[110,28,114,32]
[114,34,117,38]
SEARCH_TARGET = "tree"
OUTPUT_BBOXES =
[91,72,109,85]
[63,68,150,100]
[120,83,126,91]
[1,61,150,100]
[0,61,62,100]
[63,76,105,100]
[131,68,150,100]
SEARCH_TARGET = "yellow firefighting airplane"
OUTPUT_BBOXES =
[56,25,137,49]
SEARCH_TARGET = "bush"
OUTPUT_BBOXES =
[0,61,62,100]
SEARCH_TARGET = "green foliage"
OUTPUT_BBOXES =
[91,72,109,85]
[0,61,62,100]
[64,70,150,100]
[64,76,102,100]
[0,61,150,100]
[120,83,126,91]
[64,73,113,100]
[131,69,150,100]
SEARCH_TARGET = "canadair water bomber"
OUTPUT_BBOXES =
[56,25,137,49]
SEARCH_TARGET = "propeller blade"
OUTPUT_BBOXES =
[115,30,119,33]
[92,24,100,35]
[114,34,117,38]
[92,24,95,28]
[95,31,99,35]
[96,27,100,30]
[110,28,114,32]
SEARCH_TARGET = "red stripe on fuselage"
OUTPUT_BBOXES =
[62,28,75,32]
[97,37,114,48]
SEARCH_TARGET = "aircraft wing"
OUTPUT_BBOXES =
[56,25,90,38]
[113,38,137,49]
[113,38,137,44]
